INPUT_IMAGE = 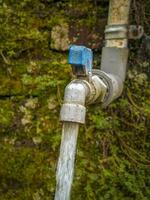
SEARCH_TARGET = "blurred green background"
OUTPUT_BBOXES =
[0,0,150,199]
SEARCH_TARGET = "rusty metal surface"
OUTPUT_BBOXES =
[106,0,131,48]
[108,0,131,25]
[128,25,144,39]
[106,39,128,48]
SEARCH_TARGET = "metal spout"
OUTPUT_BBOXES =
[60,80,87,124]
[60,77,107,124]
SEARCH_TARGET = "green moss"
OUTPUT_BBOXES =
[0,100,14,127]
[0,0,149,199]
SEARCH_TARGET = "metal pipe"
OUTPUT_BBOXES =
[54,122,79,200]
[108,0,131,25]
[106,0,131,48]
[96,0,131,106]
[55,81,87,200]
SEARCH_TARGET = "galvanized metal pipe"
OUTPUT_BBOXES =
[108,0,131,25]
[99,0,131,106]
[54,122,79,200]
[106,0,131,48]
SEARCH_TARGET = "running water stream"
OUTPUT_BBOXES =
[54,122,79,200]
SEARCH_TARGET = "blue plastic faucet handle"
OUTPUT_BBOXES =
[68,45,93,77]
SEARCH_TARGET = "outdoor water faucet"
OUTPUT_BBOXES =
[55,1,145,199]
[60,45,110,124]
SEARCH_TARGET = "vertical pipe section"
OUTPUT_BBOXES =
[100,0,131,106]
[106,0,131,48]
[55,81,88,200]
[108,0,131,25]
[54,122,79,200]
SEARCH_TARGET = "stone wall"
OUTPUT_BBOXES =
[0,0,150,199]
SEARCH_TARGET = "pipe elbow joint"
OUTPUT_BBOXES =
[102,73,123,107]
[93,70,123,107]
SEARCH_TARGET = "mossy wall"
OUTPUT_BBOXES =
[0,0,150,199]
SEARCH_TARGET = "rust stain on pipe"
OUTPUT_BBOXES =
[108,0,131,25]
[106,0,131,48]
